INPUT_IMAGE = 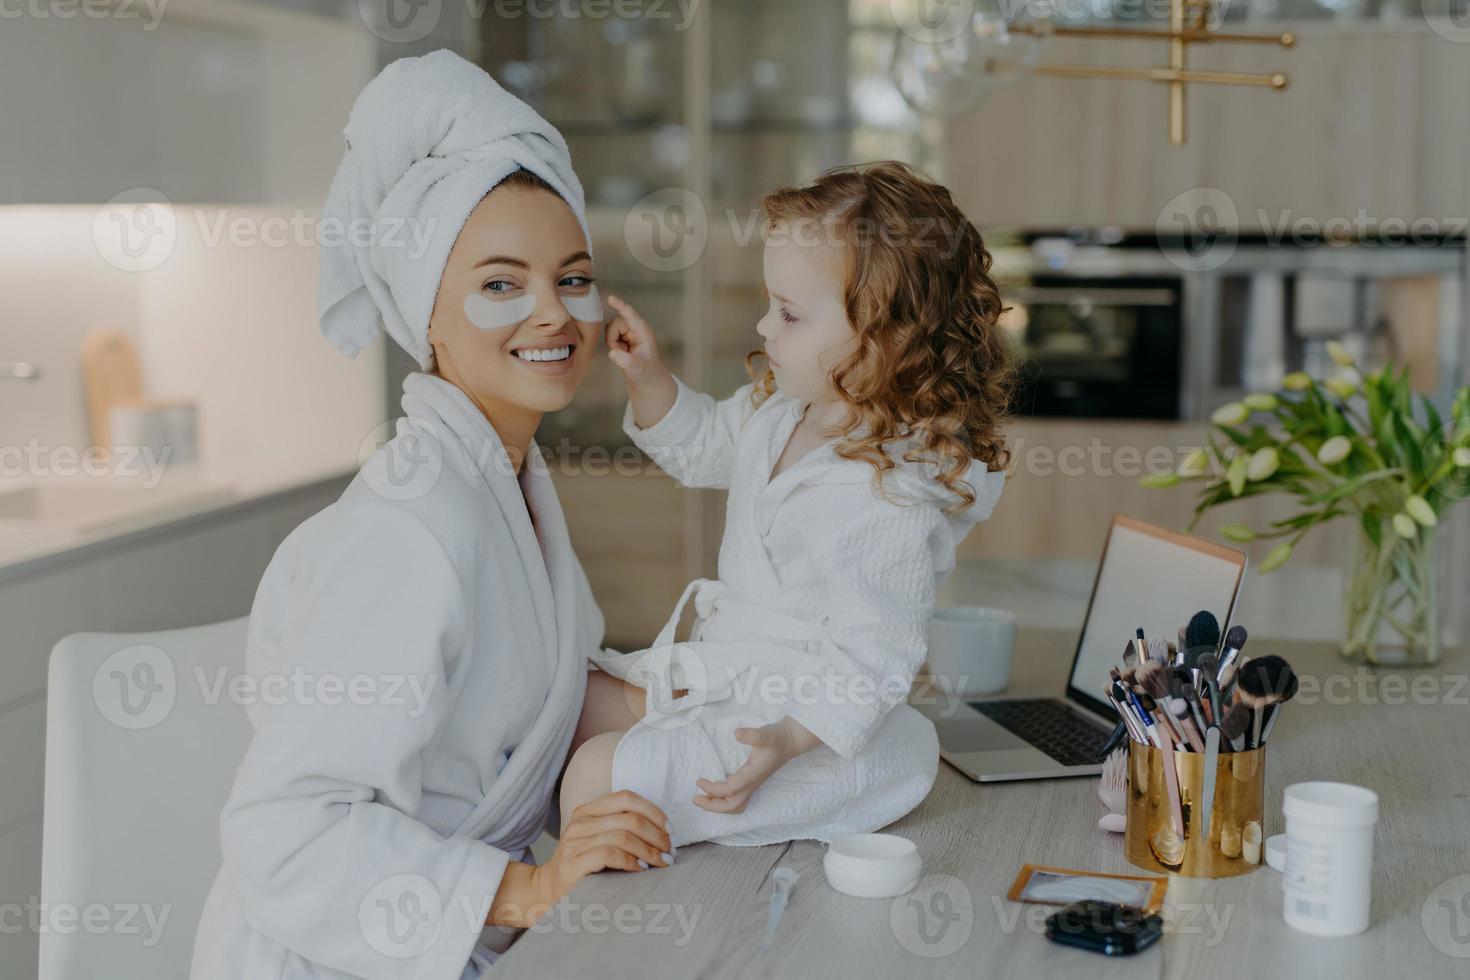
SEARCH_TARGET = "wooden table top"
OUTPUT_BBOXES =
[493,630,1470,978]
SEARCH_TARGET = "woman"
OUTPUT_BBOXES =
[191,52,671,979]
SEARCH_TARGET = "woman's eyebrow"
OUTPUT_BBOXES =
[472,250,591,270]
[770,290,801,306]
[473,255,528,270]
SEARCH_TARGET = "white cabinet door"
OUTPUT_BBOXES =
[0,4,377,206]
[0,16,266,204]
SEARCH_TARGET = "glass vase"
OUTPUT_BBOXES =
[1342,523,1442,665]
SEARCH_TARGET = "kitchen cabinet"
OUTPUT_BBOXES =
[0,0,374,206]
[943,26,1470,232]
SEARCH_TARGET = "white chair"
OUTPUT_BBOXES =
[40,617,251,980]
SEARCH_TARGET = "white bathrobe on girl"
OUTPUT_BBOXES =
[590,378,1005,847]
[191,373,600,979]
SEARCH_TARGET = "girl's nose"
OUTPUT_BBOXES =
[755,313,777,340]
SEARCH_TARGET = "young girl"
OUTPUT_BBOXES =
[565,161,1015,849]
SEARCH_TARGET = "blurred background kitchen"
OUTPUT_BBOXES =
[2,0,1468,972]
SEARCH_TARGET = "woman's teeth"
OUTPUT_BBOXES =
[515,346,572,362]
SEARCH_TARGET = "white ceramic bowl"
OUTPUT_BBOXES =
[823,833,922,898]
[927,606,1017,697]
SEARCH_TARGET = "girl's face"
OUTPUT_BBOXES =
[755,225,858,408]
[428,182,600,418]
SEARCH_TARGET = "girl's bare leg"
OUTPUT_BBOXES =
[559,731,623,836]
[572,669,647,756]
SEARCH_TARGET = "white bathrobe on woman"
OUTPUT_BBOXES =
[191,372,600,979]
[590,379,1005,847]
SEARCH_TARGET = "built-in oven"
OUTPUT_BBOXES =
[993,231,1465,422]
[1003,275,1184,420]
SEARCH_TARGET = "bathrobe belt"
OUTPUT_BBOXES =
[590,578,829,725]
[659,578,827,648]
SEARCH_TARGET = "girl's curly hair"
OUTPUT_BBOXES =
[747,161,1016,510]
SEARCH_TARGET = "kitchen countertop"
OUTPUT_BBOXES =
[496,628,1470,979]
[0,454,359,583]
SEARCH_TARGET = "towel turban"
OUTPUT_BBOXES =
[318,49,591,369]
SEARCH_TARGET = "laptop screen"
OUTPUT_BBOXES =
[1066,516,1247,718]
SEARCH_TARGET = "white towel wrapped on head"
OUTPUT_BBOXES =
[318,49,592,369]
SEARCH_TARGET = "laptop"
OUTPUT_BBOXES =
[923,515,1247,782]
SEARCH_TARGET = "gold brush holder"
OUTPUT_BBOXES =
[1125,740,1265,878]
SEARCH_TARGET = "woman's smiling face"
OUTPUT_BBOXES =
[428,180,600,420]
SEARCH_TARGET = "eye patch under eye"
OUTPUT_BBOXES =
[463,285,602,329]
[562,284,602,323]
[464,293,535,330]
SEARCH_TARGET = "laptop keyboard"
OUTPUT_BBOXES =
[968,699,1111,768]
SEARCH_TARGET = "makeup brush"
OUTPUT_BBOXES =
[1138,692,1172,744]
[1227,654,1251,714]
[1099,677,1136,756]
[1179,644,1215,670]
[1181,681,1208,735]
[1184,610,1221,652]
[1108,679,1146,744]
[1199,721,1221,845]
[1134,659,1164,693]
[1143,668,1202,751]
[1196,653,1222,721]
[1233,655,1298,748]
[1234,654,1299,701]
[1120,678,1152,738]
[1148,636,1171,667]
[1218,702,1251,752]
[1176,645,1202,693]
[1136,696,1185,837]
[1097,718,1129,759]
[1216,625,1249,694]
[1259,703,1287,744]
[1122,640,1139,671]
[1133,627,1149,666]
[1167,697,1204,752]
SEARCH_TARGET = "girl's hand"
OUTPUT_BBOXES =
[693,717,822,814]
[491,790,671,928]
[604,295,671,389]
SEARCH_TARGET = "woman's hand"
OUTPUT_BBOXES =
[490,790,672,928]
[693,717,823,814]
[605,295,678,428]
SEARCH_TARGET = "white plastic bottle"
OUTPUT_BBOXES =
[1282,781,1379,936]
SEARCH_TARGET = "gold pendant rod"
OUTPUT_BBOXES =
[993,0,1291,145]
[1170,0,1186,144]
[1018,24,1296,47]
[999,62,1289,89]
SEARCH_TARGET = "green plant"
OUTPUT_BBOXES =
[1140,341,1470,572]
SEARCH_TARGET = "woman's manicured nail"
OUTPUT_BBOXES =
[661,852,675,865]
[638,858,649,870]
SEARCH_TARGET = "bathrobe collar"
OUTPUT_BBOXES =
[752,392,1005,537]
[399,370,585,841]
[753,394,877,536]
